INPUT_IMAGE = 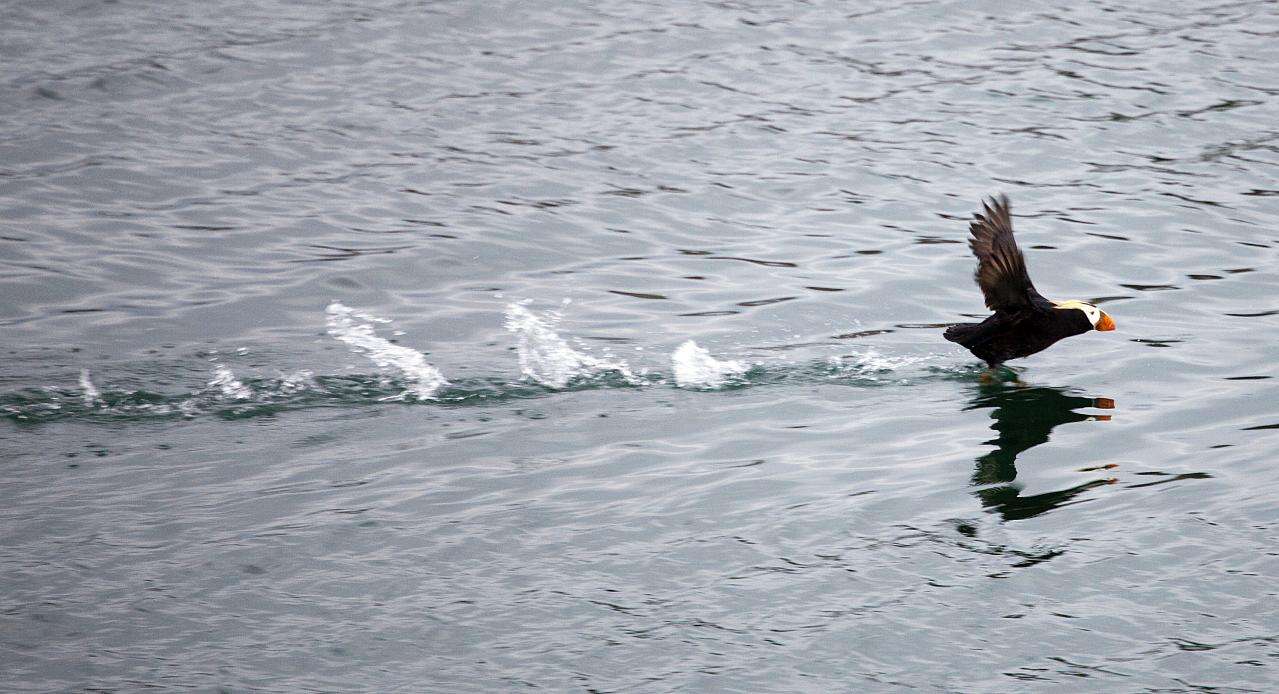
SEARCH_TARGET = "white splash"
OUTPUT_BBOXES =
[326,302,447,399]
[826,350,937,381]
[505,303,636,388]
[209,365,253,400]
[79,369,103,407]
[178,399,199,418]
[672,340,748,389]
[277,370,315,395]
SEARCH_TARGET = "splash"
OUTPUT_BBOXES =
[209,365,253,400]
[325,302,448,399]
[277,370,315,395]
[79,369,103,407]
[829,349,929,375]
[672,340,749,389]
[504,303,637,388]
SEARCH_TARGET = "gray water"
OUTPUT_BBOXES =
[4,0,1279,691]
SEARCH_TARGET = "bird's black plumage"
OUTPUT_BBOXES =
[943,195,1112,366]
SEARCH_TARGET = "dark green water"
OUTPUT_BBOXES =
[4,0,1279,690]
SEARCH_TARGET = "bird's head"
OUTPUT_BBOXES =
[1053,300,1116,331]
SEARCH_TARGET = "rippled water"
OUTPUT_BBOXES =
[4,0,1279,690]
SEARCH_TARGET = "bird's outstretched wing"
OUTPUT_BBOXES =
[968,195,1043,311]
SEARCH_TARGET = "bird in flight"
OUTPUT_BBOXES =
[944,195,1115,367]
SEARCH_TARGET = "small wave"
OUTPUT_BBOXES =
[326,302,448,399]
[504,302,638,388]
[672,340,749,389]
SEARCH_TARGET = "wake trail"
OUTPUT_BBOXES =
[2,302,972,423]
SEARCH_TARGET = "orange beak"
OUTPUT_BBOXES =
[1095,311,1116,332]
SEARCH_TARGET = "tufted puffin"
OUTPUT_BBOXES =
[943,195,1115,367]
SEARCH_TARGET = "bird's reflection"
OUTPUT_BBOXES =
[966,380,1115,521]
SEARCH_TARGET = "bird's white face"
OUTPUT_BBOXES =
[1053,300,1116,331]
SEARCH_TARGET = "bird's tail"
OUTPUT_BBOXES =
[943,322,981,345]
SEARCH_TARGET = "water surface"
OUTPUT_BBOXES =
[4,0,1279,690]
